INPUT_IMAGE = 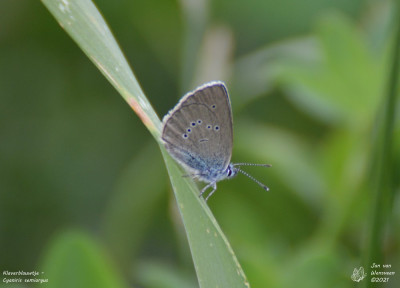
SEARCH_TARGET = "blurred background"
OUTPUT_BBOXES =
[0,0,399,287]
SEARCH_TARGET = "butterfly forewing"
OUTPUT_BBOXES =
[162,82,233,176]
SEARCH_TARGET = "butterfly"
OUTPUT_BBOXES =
[162,81,270,201]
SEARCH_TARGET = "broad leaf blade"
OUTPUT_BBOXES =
[40,231,129,288]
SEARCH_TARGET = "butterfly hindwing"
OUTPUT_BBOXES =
[162,82,233,175]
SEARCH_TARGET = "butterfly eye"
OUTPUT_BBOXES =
[207,125,212,130]
[191,122,196,126]
[214,125,220,131]
[187,128,192,133]
[211,104,216,109]
[182,134,188,139]
[197,120,202,124]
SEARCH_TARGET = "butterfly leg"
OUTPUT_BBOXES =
[205,182,217,202]
[199,182,212,198]
[199,182,217,201]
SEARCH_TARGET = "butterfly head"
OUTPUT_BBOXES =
[226,163,239,179]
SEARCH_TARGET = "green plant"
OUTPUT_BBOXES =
[41,0,251,287]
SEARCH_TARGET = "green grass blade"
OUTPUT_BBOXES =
[41,0,160,137]
[161,147,250,288]
[41,1,251,287]
[363,3,399,287]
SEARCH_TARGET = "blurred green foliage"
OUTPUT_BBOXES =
[0,0,399,288]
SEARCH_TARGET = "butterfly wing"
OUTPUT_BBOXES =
[162,82,233,180]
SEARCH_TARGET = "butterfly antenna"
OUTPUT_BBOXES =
[234,164,271,191]
[234,163,272,168]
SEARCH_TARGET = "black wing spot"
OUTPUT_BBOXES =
[199,138,209,143]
